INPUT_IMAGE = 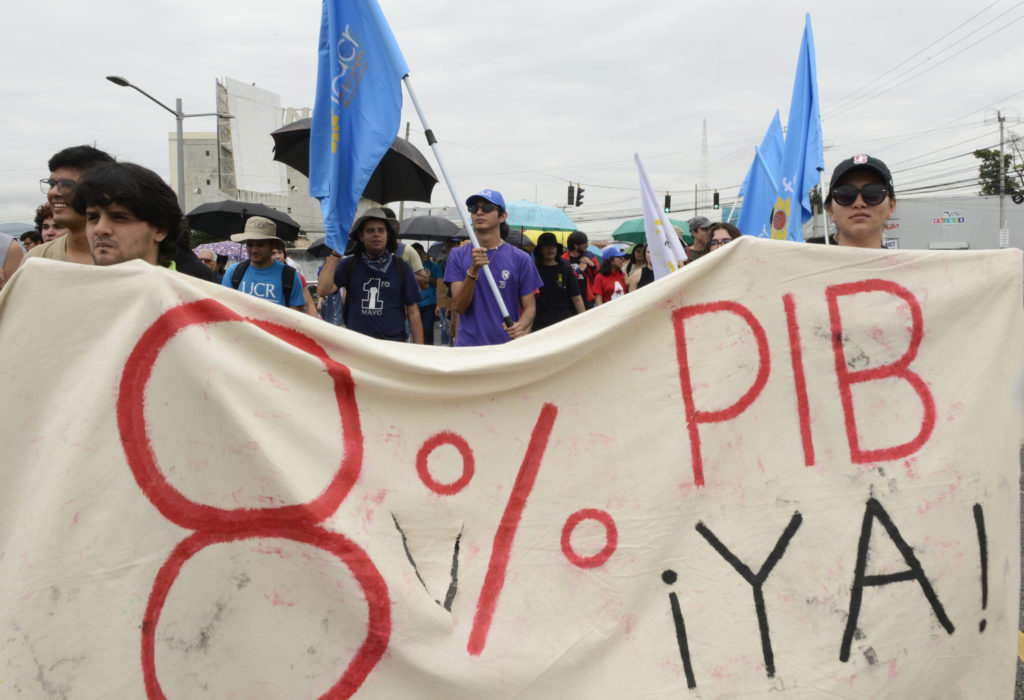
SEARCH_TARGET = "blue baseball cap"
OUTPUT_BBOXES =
[602,244,629,261]
[466,188,506,212]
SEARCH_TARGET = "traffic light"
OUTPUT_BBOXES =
[575,184,585,207]
[713,190,720,210]
[664,192,671,213]
[567,183,575,206]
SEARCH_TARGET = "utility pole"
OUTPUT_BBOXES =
[998,110,1006,230]
[694,183,698,215]
[399,121,411,221]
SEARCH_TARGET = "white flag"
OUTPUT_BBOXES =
[636,153,688,279]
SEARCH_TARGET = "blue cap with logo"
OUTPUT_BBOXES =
[601,244,629,261]
[466,188,506,212]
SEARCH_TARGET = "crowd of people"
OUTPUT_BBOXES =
[4,144,898,348]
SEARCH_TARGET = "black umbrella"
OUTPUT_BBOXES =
[398,216,460,241]
[271,119,438,204]
[306,237,332,258]
[502,228,533,250]
[186,200,300,241]
[427,230,471,261]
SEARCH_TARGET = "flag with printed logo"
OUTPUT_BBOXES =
[309,0,409,253]
[771,13,824,242]
[737,111,785,239]
[636,154,688,279]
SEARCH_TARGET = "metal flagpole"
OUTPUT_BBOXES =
[819,171,830,245]
[401,75,513,326]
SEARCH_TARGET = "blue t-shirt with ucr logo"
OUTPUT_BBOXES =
[222,260,305,307]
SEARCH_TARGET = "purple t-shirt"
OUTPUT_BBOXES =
[444,243,543,346]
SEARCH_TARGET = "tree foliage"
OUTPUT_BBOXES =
[973,148,1022,196]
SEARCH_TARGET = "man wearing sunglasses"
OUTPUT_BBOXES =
[24,145,115,265]
[444,189,542,346]
[824,155,896,248]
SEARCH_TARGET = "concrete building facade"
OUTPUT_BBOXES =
[168,78,325,241]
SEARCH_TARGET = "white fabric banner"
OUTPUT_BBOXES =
[1,238,1021,699]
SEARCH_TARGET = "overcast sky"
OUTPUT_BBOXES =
[3,0,1022,236]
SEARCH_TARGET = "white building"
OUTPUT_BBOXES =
[168,78,324,240]
[878,196,1024,251]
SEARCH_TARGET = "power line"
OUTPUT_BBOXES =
[822,1,1004,117]
[825,6,1024,121]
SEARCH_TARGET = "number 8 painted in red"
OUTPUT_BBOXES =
[117,300,389,699]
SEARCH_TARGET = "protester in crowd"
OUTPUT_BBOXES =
[34,203,69,242]
[19,230,43,251]
[272,242,318,317]
[686,216,714,262]
[223,217,307,311]
[562,230,599,309]
[411,242,442,345]
[434,236,458,343]
[196,249,221,281]
[315,253,343,326]
[24,145,116,265]
[377,206,429,291]
[532,232,584,331]
[0,233,24,290]
[708,222,742,253]
[435,238,457,345]
[626,243,654,292]
[593,244,629,306]
[444,189,542,346]
[625,243,646,277]
[316,208,422,343]
[823,154,896,248]
[70,162,180,268]
[171,228,218,282]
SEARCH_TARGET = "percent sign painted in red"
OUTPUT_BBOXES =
[414,403,619,656]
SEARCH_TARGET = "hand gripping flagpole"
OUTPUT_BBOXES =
[402,75,513,327]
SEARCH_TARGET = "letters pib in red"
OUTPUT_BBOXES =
[673,279,935,486]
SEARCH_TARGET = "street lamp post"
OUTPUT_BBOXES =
[106,76,231,209]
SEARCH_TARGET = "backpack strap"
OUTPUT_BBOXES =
[230,261,250,289]
[281,265,296,306]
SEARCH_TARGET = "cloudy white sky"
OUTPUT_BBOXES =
[3,0,1022,236]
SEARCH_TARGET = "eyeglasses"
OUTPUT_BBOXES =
[708,237,731,248]
[831,183,888,207]
[40,178,77,195]
[467,201,498,215]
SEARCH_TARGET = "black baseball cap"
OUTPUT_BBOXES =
[828,155,894,200]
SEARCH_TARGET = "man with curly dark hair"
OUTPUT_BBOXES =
[71,162,181,267]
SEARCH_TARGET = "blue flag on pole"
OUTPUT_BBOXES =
[771,13,824,242]
[310,0,409,253]
[737,111,784,239]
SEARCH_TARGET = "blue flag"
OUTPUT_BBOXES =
[310,0,409,253]
[772,13,824,242]
[737,111,784,239]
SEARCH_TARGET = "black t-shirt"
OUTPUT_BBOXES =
[175,247,218,282]
[534,261,580,331]
[637,266,654,289]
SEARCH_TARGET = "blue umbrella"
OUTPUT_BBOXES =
[505,200,576,231]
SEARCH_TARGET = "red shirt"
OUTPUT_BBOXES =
[593,269,626,302]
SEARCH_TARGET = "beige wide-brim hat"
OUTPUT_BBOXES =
[350,207,399,239]
[230,216,283,244]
